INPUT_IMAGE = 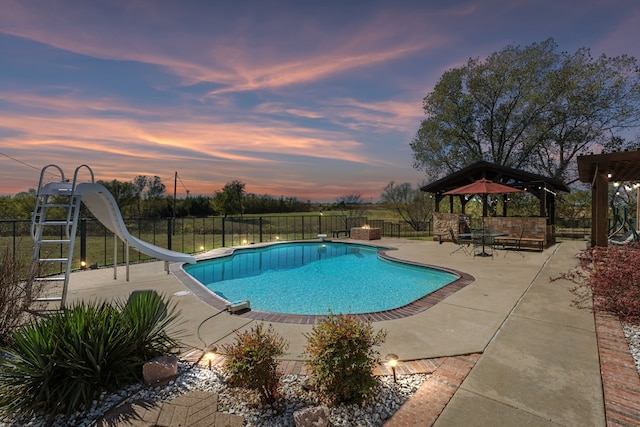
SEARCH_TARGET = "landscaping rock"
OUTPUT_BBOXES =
[293,405,330,427]
[143,355,178,386]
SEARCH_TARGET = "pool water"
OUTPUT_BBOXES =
[184,242,457,315]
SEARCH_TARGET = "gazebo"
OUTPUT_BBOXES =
[421,161,570,248]
[577,149,640,247]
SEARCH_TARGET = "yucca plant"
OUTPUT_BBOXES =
[118,290,184,361]
[0,292,182,416]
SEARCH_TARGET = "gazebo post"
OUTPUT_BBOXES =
[592,171,609,247]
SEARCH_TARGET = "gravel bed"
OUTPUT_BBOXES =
[623,322,640,374]
[0,364,427,427]
[4,323,640,427]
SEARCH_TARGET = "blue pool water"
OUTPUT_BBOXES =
[183,242,458,315]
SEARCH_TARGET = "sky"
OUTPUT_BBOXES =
[1,0,639,202]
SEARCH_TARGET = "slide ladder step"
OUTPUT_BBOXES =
[34,296,63,302]
[32,277,66,282]
[37,239,71,244]
[40,221,71,226]
[42,203,73,208]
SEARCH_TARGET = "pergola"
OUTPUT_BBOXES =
[421,161,570,223]
[577,149,640,247]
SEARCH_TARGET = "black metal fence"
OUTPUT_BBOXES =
[0,216,430,270]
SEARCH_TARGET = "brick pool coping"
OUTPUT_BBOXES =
[172,245,475,324]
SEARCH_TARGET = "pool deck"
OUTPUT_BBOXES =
[67,239,640,426]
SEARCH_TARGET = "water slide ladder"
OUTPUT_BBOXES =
[28,164,94,309]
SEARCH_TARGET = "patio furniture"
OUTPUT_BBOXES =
[449,228,470,255]
[459,230,505,258]
[498,228,525,257]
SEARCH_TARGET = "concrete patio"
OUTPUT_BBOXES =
[63,238,638,426]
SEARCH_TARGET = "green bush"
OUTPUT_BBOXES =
[304,313,387,405]
[0,291,182,416]
[221,323,288,404]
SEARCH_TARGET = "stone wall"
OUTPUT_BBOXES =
[433,212,471,241]
[433,213,553,247]
[482,217,550,246]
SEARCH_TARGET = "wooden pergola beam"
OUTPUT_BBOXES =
[577,149,640,247]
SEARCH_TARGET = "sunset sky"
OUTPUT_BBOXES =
[1,0,639,201]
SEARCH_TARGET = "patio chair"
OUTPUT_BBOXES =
[449,228,470,255]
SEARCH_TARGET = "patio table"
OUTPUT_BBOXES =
[459,232,506,257]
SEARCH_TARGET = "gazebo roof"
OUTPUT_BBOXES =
[420,161,570,195]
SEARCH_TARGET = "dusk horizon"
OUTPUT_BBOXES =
[2,0,639,202]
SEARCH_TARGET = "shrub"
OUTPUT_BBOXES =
[581,244,640,321]
[304,313,387,405]
[0,292,182,416]
[0,246,45,346]
[221,323,288,404]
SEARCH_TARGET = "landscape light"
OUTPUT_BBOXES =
[386,353,399,383]
[204,347,217,370]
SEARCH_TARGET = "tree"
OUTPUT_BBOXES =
[335,192,367,228]
[411,38,640,184]
[11,190,36,219]
[555,189,592,228]
[213,180,245,218]
[97,179,138,217]
[380,181,433,231]
[132,175,147,216]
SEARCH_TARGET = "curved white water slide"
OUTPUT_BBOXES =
[75,183,196,265]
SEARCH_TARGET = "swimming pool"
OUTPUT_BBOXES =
[183,242,459,315]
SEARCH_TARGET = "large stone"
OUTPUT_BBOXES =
[143,355,178,386]
[293,405,330,427]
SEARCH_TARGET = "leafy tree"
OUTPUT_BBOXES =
[411,38,640,184]
[556,189,592,228]
[97,179,138,217]
[212,180,245,218]
[144,176,166,217]
[0,196,21,219]
[6,190,36,219]
[176,195,216,217]
[132,175,147,216]
[380,181,433,231]
[145,176,166,200]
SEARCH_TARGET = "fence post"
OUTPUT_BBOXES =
[222,217,226,247]
[259,217,263,242]
[167,218,172,250]
[12,220,17,261]
[301,216,304,240]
